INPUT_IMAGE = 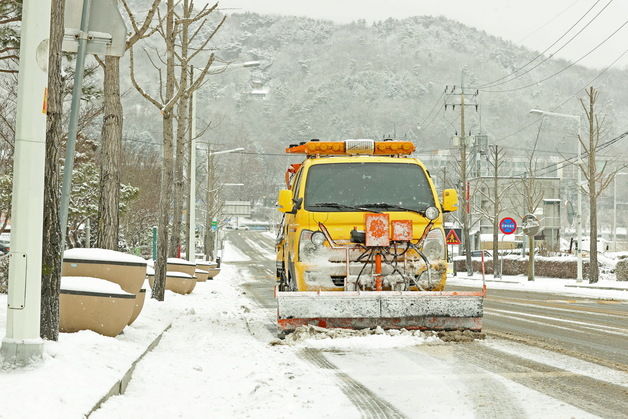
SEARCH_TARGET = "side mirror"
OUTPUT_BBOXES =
[277,189,294,213]
[442,189,459,213]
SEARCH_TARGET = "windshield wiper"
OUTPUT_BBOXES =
[309,202,381,213]
[357,202,425,214]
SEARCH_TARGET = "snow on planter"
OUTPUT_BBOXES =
[63,248,147,294]
[166,257,197,277]
[147,271,196,295]
[59,276,136,337]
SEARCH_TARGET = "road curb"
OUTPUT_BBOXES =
[453,276,519,284]
[565,284,628,291]
[85,322,174,417]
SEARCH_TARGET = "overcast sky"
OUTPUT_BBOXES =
[216,0,628,69]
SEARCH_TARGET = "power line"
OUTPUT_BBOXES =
[481,18,628,93]
[494,44,628,142]
[517,0,585,43]
[477,0,612,89]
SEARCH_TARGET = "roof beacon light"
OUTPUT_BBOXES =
[285,139,415,156]
[345,139,374,155]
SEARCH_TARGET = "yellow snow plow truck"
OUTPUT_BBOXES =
[275,139,485,334]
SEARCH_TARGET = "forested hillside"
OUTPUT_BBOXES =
[123,11,628,200]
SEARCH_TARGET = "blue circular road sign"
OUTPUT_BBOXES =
[499,217,517,235]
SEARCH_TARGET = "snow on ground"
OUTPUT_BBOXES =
[279,324,442,351]
[448,274,628,300]
[221,240,251,262]
[0,292,181,419]
[245,236,275,259]
[91,263,360,419]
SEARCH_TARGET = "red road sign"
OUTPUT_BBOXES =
[446,229,461,245]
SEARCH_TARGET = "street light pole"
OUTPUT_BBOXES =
[529,109,583,282]
[614,172,628,251]
[186,61,259,261]
[1,0,51,365]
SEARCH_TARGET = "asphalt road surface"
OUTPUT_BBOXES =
[227,230,628,418]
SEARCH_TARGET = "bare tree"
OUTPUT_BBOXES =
[0,0,20,74]
[130,0,223,300]
[96,0,161,250]
[512,122,545,281]
[40,0,65,341]
[170,1,225,257]
[578,87,627,283]
[476,145,510,277]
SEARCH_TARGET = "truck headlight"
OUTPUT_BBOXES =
[424,206,440,220]
[311,231,326,246]
[299,230,317,261]
[423,229,445,261]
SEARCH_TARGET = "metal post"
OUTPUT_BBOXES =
[85,218,90,248]
[59,0,92,250]
[614,175,617,252]
[152,226,157,260]
[1,0,51,365]
[188,66,197,262]
[576,120,583,282]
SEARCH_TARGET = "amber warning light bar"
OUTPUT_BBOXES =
[285,139,416,156]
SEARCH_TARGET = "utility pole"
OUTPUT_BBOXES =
[1,0,51,365]
[445,69,478,276]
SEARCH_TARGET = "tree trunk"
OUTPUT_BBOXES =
[168,5,190,259]
[40,0,65,341]
[528,235,534,281]
[184,87,193,259]
[153,112,174,301]
[587,89,599,283]
[152,0,176,301]
[97,55,122,250]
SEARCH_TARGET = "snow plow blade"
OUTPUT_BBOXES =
[276,286,486,334]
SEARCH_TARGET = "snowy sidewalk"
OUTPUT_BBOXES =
[448,273,628,300]
[90,263,360,419]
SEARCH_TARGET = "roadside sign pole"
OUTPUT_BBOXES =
[152,226,157,260]
[59,0,93,250]
[1,0,51,365]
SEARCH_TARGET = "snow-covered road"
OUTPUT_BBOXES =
[89,230,628,418]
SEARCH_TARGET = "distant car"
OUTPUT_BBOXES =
[0,241,9,255]
[463,250,492,258]
[239,226,250,230]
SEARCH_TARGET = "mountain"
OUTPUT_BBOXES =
[122,11,628,200]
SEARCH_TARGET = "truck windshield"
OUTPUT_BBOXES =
[304,163,435,212]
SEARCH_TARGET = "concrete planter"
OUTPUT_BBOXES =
[128,288,146,325]
[166,258,196,277]
[63,249,147,294]
[59,289,136,337]
[195,269,209,282]
[196,261,217,272]
[148,272,196,295]
[206,267,220,279]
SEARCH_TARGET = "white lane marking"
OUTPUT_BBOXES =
[491,299,625,319]
[486,308,628,337]
[487,308,628,334]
